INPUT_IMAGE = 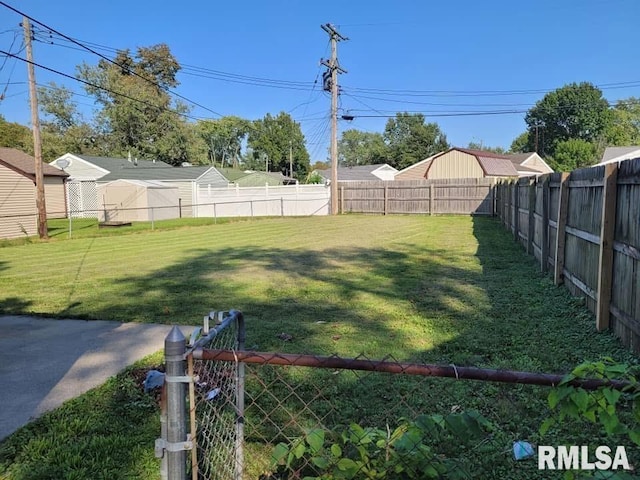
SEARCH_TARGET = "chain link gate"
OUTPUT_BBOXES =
[162,311,637,479]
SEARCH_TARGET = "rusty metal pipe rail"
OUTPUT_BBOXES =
[192,349,633,391]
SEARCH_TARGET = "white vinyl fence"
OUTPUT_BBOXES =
[195,184,330,218]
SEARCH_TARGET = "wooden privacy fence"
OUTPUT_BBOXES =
[495,159,640,354]
[338,178,499,215]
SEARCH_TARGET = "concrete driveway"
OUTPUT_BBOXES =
[0,315,194,441]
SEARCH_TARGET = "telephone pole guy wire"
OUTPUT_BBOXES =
[321,23,347,215]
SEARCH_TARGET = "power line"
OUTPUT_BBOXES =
[0,1,223,117]
[30,30,317,91]
[349,110,528,118]
[0,49,210,122]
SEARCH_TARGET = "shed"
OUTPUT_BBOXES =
[399,148,549,180]
[96,179,180,223]
[423,148,519,179]
[0,148,68,239]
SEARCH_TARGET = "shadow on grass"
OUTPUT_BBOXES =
[0,360,162,480]
[2,217,637,479]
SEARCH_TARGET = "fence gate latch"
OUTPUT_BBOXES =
[155,434,194,458]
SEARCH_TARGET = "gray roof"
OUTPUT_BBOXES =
[506,152,535,165]
[318,164,390,181]
[601,146,640,163]
[75,155,172,170]
[98,166,217,182]
[0,148,68,178]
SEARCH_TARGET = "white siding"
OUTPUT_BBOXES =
[51,154,107,180]
[0,164,37,238]
[169,181,195,218]
[428,151,484,179]
[523,154,553,173]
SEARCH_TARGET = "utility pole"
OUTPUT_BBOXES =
[321,23,347,215]
[289,140,293,179]
[23,17,47,239]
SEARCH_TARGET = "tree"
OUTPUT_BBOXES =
[466,141,505,154]
[248,112,310,179]
[605,97,640,146]
[0,115,32,152]
[383,113,449,169]
[77,44,192,165]
[525,82,611,157]
[338,129,388,166]
[548,138,597,172]
[197,116,251,167]
[37,82,100,160]
[509,132,530,153]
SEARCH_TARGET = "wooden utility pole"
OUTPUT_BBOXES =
[289,140,293,179]
[321,23,347,215]
[23,17,47,239]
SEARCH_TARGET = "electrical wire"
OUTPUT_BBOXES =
[0,49,212,122]
[0,1,224,117]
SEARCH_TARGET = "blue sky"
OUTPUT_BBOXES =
[0,0,638,162]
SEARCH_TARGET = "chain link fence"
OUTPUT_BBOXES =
[163,312,639,479]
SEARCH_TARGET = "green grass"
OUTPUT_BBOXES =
[0,215,636,479]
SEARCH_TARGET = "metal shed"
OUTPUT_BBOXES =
[97,179,180,223]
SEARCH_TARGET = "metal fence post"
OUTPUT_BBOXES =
[235,311,246,480]
[165,326,187,480]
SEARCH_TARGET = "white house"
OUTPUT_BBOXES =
[316,164,398,183]
[50,153,228,218]
[597,146,640,166]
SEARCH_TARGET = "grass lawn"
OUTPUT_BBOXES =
[0,215,636,479]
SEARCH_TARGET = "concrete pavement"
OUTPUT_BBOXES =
[0,315,194,441]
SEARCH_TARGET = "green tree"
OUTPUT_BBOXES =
[77,44,192,165]
[37,83,100,160]
[197,116,251,167]
[248,112,310,179]
[509,132,530,153]
[383,113,449,169]
[466,141,505,154]
[605,97,640,146]
[338,129,388,166]
[548,138,597,172]
[525,82,611,157]
[0,115,32,152]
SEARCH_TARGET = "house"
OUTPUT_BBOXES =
[0,148,69,239]
[394,154,438,180]
[50,153,228,218]
[506,152,553,175]
[50,153,172,181]
[49,153,174,218]
[97,179,180,223]
[97,166,228,218]
[597,146,640,166]
[316,164,398,183]
[395,148,551,180]
[217,168,297,186]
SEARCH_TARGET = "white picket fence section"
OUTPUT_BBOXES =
[195,184,330,218]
